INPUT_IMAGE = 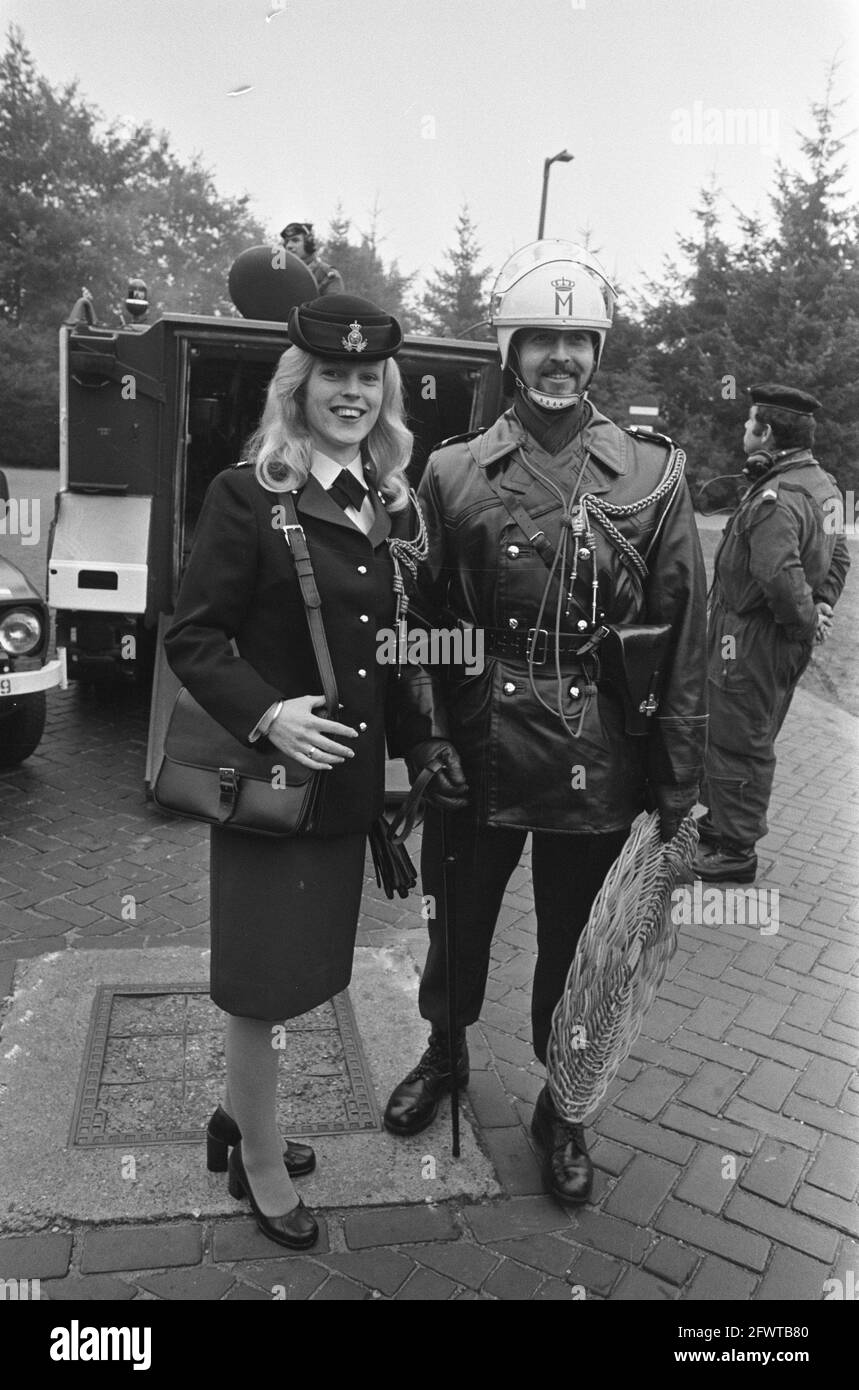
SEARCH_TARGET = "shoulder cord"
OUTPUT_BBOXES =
[386,487,429,666]
[511,442,686,741]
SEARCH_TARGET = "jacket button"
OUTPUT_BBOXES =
[508,618,519,630]
[358,668,367,678]
[357,565,367,574]
[577,620,588,631]
[503,681,516,695]
[569,685,580,698]
[359,614,369,622]
[359,721,367,731]
[507,544,520,558]
[579,548,590,559]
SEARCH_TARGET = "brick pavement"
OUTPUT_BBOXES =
[0,676,857,1300]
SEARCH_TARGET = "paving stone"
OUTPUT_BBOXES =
[733,997,790,1036]
[395,1268,458,1300]
[724,1027,808,1069]
[0,1234,72,1280]
[489,1233,578,1278]
[782,1095,859,1143]
[660,1104,757,1155]
[591,1138,635,1176]
[314,1249,414,1296]
[640,998,690,1041]
[755,1246,832,1301]
[482,1259,542,1300]
[805,1136,859,1200]
[136,1268,235,1300]
[494,1060,545,1105]
[593,1109,695,1164]
[223,1282,271,1300]
[212,1217,329,1262]
[723,1191,839,1263]
[738,1138,808,1206]
[464,1195,571,1243]
[643,1239,700,1286]
[613,1067,684,1120]
[629,1036,700,1076]
[738,1059,798,1111]
[343,1205,458,1249]
[480,1125,544,1194]
[564,1209,652,1263]
[312,1275,370,1300]
[603,1153,680,1225]
[723,1098,821,1152]
[678,1062,745,1115]
[609,1268,677,1300]
[684,1255,758,1300]
[672,1028,756,1070]
[43,1274,136,1301]
[655,1200,770,1272]
[794,1056,853,1106]
[565,1246,623,1296]
[674,1143,740,1213]
[467,1070,520,1127]
[792,1185,859,1239]
[777,1023,857,1065]
[533,1275,584,1299]
[783,994,834,1033]
[400,1241,497,1290]
[235,1259,331,1299]
[684,998,744,1040]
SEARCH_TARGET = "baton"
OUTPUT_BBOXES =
[440,807,460,1158]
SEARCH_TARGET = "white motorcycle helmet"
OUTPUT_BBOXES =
[490,240,616,410]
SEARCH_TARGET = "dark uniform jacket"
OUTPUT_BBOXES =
[163,463,414,836]
[390,406,709,833]
[306,257,344,296]
[707,449,850,757]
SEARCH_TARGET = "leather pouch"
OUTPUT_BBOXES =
[598,623,673,736]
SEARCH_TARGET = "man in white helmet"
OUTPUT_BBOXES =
[386,241,708,1205]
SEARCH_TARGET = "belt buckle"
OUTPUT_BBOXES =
[527,628,548,664]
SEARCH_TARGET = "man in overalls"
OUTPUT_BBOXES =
[694,384,850,882]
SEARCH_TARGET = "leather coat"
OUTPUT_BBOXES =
[390,405,709,833]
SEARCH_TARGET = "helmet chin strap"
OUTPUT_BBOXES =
[515,377,586,411]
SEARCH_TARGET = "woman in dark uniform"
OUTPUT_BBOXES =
[163,295,423,1249]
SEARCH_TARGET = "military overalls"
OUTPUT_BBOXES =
[701,449,850,849]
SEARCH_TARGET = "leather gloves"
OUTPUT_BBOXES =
[653,783,699,843]
[407,739,470,811]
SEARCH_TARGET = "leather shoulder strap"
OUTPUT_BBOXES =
[478,468,558,569]
[277,492,340,717]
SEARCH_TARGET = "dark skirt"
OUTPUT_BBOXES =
[209,824,366,1020]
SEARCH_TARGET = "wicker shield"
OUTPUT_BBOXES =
[546,810,699,1123]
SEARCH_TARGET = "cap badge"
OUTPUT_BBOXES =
[551,276,574,314]
[342,320,368,352]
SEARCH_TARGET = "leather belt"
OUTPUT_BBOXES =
[483,626,604,665]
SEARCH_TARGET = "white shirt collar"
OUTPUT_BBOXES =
[310,449,368,493]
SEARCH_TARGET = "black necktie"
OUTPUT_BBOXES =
[327,468,367,513]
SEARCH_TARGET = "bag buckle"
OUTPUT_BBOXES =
[527,628,548,664]
[218,767,239,818]
[282,524,305,549]
[638,693,660,716]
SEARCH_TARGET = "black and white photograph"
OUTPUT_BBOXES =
[0,0,857,1350]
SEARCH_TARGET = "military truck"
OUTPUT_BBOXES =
[47,250,502,785]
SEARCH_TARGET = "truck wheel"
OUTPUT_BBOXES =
[0,693,47,767]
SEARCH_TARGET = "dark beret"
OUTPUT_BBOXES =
[749,382,822,415]
[281,221,312,240]
[287,294,403,361]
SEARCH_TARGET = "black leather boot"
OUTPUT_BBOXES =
[383,1029,469,1136]
[531,1085,593,1205]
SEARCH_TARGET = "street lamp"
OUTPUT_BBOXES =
[537,149,574,239]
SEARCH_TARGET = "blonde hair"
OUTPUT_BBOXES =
[248,347,413,511]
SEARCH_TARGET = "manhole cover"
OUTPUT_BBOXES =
[70,984,381,1146]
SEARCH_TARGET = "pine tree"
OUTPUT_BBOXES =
[419,204,492,339]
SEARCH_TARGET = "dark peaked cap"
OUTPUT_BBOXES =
[749,383,822,415]
[287,295,403,361]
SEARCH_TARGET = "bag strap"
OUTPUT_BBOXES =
[277,491,340,717]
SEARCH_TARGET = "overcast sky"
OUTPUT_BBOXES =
[4,0,857,303]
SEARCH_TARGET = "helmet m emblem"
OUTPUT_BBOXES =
[551,276,575,315]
